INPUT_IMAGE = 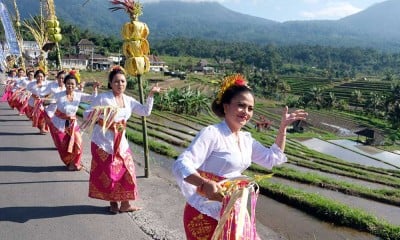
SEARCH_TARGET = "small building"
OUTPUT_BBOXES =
[77,39,95,56]
[148,55,168,72]
[355,128,375,145]
[61,54,88,70]
[89,53,112,70]
[287,120,308,133]
[192,59,215,74]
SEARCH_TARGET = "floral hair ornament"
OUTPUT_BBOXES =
[69,69,81,83]
[216,74,248,104]
[110,65,126,74]
[37,66,47,75]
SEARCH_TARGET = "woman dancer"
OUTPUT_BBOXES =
[83,66,161,214]
[172,74,308,239]
[46,70,99,171]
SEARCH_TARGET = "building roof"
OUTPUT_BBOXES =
[147,55,165,64]
[221,58,234,64]
[77,39,94,46]
[198,59,208,66]
[355,128,375,138]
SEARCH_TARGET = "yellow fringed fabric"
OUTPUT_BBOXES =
[81,106,119,136]
[121,21,149,40]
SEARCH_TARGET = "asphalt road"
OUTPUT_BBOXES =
[0,101,282,240]
[0,102,186,240]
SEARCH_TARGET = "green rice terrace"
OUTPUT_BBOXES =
[79,71,400,239]
[284,75,395,105]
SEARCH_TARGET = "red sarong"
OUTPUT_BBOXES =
[31,95,48,131]
[184,203,219,240]
[8,89,21,109]
[88,120,138,201]
[184,171,260,240]
[46,110,82,168]
[184,171,224,240]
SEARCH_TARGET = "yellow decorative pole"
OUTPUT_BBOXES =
[45,0,62,70]
[110,0,151,177]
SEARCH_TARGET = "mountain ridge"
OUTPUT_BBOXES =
[3,0,400,52]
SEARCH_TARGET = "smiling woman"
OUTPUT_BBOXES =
[83,65,161,214]
[172,73,308,239]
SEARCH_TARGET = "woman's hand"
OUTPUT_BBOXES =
[148,83,162,97]
[78,82,86,91]
[279,106,308,130]
[92,81,101,90]
[202,180,224,202]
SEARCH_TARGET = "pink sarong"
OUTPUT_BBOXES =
[1,84,13,102]
[15,90,30,115]
[46,110,82,168]
[88,120,138,201]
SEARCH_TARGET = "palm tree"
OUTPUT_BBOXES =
[365,91,384,117]
[385,83,400,128]
[23,14,48,71]
[324,92,337,109]
[303,86,324,109]
[350,89,364,112]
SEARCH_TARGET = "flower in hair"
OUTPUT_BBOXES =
[216,74,248,104]
[69,69,81,83]
[37,66,46,74]
[110,65,126,74]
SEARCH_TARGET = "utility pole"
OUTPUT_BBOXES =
[91,47,94,70]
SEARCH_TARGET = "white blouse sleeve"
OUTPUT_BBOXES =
[172,126,217,207]
[172,126,216,179]
[129,95,154,117]
[83,94,102,120]
[79,91,97,103]
[251,141,288,169]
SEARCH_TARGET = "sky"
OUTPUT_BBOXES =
[141,0,387,22]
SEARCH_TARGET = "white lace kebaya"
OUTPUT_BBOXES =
[172,120,287,220]
[45,90,97,131]
[83,91,154,154]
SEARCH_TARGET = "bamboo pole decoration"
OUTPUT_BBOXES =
[137,75,150,177]
[110,0,151,177]
[45,0,62,69]
[12,0,25,70]
[23,1,48,73]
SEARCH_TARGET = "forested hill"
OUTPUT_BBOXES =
[4,0,400,52]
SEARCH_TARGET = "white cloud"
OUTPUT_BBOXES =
[301,2,362,20]
[302,0,320,4]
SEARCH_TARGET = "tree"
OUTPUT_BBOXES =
[350,89,364,112]
[364,91,384,117]
[386,83,400,128]
[324,92,337,109]
[301,86,324,109]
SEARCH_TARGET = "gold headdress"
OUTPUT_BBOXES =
[37,66,47,75]
[68,69,81,83]
[216,74,248,104]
